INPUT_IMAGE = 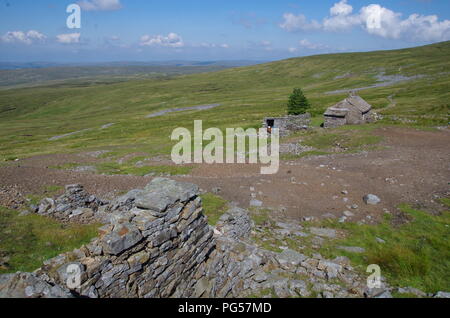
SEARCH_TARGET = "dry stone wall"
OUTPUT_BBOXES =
[0,178,264,298]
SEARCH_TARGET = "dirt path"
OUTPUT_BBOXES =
[1,127,449,223]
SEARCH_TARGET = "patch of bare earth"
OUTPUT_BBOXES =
[1,127,449,224]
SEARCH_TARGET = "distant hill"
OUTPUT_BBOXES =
[0,60,265,88]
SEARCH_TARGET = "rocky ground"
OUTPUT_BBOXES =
[0,126,449,298]
[1,179,448,298]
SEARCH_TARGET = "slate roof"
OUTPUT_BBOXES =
[324,94,372,117]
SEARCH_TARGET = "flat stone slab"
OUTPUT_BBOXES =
[278,249,307,266]
[250,199,263,207]
[309,227,337,238]
[136,178,199,212]
[337,246,366,253]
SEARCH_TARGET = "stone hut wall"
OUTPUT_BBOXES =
[262,114,311,136]
[324,116,346,129]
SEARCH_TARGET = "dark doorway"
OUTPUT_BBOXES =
[266,119,275,127]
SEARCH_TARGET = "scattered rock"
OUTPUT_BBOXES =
[363,194,381,205]
[397,287,426,297]
[212,187,222,195]
[375,237,386,244]
[434,291,450,298]
[18,210,31,216]
[250,199,263,207]
[343,211,354,217]
[277,249,307,267]
[310,227,336,239]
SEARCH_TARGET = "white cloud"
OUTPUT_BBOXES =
[140,33,184,48]
[77,0,122,11]
[281,1,450,42]
[288,47,298,53]
[299,39,328,50]
[1,30,46,44]
[359,4,450,41]
[192,42,230,49]
[56,33,81,44]
[324,0,360,31]
[279,13,321,32]
[330,0,353,16]
[359,4,402,38]
[400,14,450,42]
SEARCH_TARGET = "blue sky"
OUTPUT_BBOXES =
[1,0,449,62]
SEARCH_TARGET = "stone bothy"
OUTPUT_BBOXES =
[262,113,311,136]
[323,93,373,128]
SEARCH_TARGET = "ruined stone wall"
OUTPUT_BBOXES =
[0,178,265,298]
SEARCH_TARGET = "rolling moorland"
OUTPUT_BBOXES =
[0,41,449,297]
[0,41,448,161]
[0,60,262,89]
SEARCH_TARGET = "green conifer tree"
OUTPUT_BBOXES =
[287,88,310,115]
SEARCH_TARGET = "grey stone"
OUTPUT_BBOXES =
[374,290,393,298]
[18,210,31,216]
[0,272,72,298]
[310,227,336,238]
[343,211,354,217]
[293,231,309,237]
[289,280,310,297]
[102,224,143,255]
[38,198,55,215]
[337,246,366,253]
[323,213,337,220]
[135,193,174,213]
[216,207,253,240]
[57,262,85,286]
[144,178,199,203]
[193,277,210,298]
[278,249,307,267]
[250,199,263,207]
[434,291,450,298]
[397,287,426,297]
[274,228,291,236]
[70,207,92,218]
[253,271,269,283]
[363,194,381,205]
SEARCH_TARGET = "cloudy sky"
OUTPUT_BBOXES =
[1,0,449,62]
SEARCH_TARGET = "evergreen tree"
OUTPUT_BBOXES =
[287,88,310,115]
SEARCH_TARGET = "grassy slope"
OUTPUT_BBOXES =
[0,41,449,161]
[0,207,99,274]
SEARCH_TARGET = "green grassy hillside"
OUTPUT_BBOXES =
[0,41,449,161]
